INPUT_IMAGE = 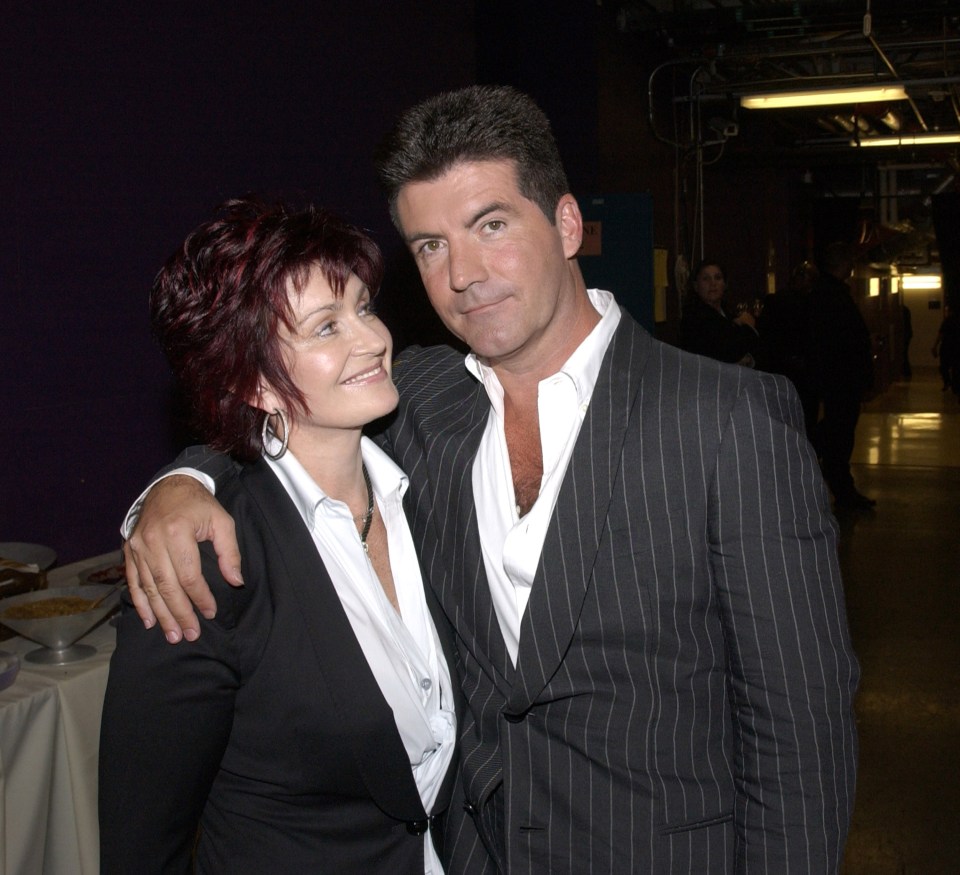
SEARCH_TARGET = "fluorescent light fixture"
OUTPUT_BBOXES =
[741,84,907,109]
[851,132,960,147]
[891,276,900,294]
[901,275,941,290]
[869,277,880,297]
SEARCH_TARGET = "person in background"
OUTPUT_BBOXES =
[678,259,760,366]
[932,302,960,397]
[901,301,913,379]
[807,241,876,510]
[757,260,819,436]
[98,197,457,874]
[119,87,859,873]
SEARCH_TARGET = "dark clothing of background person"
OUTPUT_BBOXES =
[807,270,874,506]
[757,290,819,437]
[902,304,913,379]
[934,307,960,396]
[679,293,759,365]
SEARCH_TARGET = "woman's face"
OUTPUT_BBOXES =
[694,264,726,308]
[258,267,398,445]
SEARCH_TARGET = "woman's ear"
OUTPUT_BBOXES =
[250,380,280,415]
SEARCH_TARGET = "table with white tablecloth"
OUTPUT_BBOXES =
[0,552,120,875]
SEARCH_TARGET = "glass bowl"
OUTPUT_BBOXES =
[0,584,122,665]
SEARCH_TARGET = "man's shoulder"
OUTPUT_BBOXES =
[393,344,475,400]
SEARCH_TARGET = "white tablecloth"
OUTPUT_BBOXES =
[0,551,120,875]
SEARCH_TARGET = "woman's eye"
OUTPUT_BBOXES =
[358,300,377,317]
[316,321,336,337]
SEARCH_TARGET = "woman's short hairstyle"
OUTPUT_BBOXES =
[151,196,384,461]
[375,85,570,228]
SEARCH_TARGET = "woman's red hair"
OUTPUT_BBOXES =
[151,197,384,460]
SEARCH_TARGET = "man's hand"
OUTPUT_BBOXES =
[123,475,243,643]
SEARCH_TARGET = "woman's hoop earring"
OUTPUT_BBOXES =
[261,409,290,460]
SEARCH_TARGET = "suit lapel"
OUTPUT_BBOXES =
[507,317,651,714]
[243,461,426,822]
[412,387,515,689]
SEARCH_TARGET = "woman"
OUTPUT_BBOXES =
[99,197,456,874]
[679,259,759,366]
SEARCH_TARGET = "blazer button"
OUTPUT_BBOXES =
[503,711,525,723]
[406,819,429,836]
[462,801,478,816]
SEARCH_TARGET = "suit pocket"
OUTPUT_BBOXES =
[657,813,735,874]
[660,812,733,835]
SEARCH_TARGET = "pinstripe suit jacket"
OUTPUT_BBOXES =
[380,311,859,874]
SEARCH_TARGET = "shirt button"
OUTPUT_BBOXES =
[420,677,432,690]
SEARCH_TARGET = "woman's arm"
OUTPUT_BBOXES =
[98,552,246,873]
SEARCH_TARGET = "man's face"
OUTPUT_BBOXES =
[395,159,584,372]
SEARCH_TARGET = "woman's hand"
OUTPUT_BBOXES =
[124,475,243,643]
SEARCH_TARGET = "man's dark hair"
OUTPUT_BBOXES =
[375,85,570,228]
[821,241,856,278]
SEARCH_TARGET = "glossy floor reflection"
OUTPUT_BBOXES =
[840,367,960,874]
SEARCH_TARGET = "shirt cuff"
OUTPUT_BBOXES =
[119,468,217,540]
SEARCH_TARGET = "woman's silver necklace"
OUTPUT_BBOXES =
[355,463,374,554]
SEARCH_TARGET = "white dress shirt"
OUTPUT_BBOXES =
[466,288,621,665]
[264,436,455,875]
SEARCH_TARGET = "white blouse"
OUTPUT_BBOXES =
[263,436,455,875]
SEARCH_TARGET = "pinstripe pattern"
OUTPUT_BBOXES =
[382,313,859,874]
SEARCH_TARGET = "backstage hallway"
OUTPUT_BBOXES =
[839,367,960,874]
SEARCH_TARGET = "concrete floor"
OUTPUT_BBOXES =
[839,367,960,874]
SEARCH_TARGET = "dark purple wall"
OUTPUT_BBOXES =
[1,2,476,562]
[2,2,600,564]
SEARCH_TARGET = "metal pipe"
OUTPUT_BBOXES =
[867,33,930,131]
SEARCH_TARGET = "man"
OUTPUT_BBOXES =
[124,86,859,873]
[807,242,876,510]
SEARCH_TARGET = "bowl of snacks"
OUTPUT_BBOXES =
[83,558,127,587]
[0,584,123,664]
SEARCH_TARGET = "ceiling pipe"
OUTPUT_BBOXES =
[866,33,930,131]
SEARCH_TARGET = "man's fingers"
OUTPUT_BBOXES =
[122,541,156,630]
[125,538,194,642]
[208,514,244,588]
[136,520,213,635]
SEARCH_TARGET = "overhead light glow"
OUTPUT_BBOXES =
[741,84,907,109]
[851,132,960,147]
[869,277,881,297]
[901,275,941,290]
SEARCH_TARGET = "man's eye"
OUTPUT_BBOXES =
[484,220,505,232]
[419,240,442,255]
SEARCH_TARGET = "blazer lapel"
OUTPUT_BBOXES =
[408,384,515,692]
[244,461,427,822]
[507,317,652,715]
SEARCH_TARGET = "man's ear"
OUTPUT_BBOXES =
[556,194,584,259]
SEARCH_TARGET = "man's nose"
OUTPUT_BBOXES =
[448,242,486,292]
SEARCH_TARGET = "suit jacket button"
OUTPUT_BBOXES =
[462,801,478,816]
[503,711,524,723]
[406,819,429,836]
